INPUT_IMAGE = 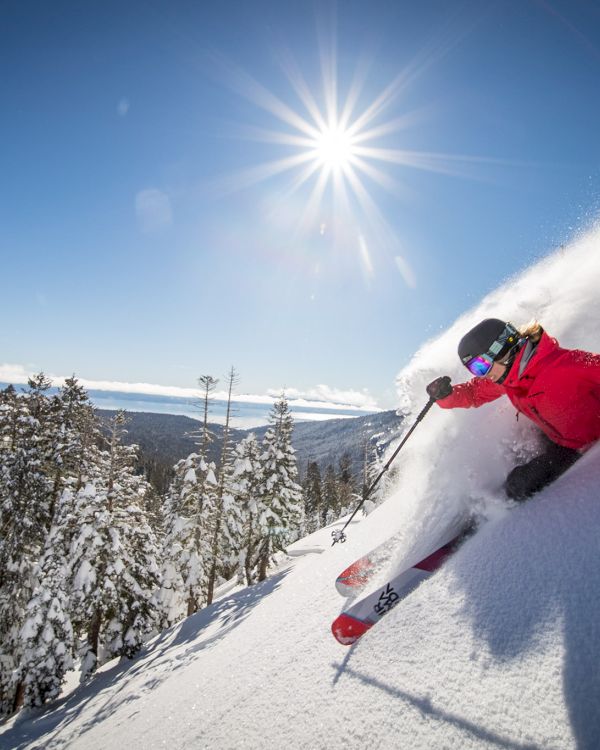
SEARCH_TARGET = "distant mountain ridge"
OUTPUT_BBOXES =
[96,408,403,483]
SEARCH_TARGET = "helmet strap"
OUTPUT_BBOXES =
[495,340,524,384]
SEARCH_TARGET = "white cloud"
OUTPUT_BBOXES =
[135,189,173,233]
[267,384,381,412]
[0,367,380,413]
[0,364,380,411]
[0,363,32,384]
[117,97,130,116]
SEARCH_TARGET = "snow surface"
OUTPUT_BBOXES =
[2,224,600,749]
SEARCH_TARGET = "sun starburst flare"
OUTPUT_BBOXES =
[210,37,512,284]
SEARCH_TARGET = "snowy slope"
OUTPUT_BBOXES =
[2,224,600,750]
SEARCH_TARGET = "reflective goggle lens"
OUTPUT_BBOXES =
[465,354,493,377]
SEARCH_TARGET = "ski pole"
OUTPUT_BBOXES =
[331,397,436,546]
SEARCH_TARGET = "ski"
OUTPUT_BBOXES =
[331,532,465,645]
[335,517,467,598]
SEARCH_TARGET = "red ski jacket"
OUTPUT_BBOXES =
[437,332,600,450]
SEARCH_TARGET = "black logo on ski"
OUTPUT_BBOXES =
[373,583,400,618]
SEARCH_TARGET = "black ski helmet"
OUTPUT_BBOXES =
[458,318,511,363]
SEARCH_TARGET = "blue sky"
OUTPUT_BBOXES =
[2,0,600,410]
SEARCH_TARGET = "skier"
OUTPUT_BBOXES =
[426,318,600,501]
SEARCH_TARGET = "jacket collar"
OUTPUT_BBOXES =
[504,331,558,385]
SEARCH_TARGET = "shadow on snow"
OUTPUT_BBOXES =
[330,447,600,749]
[332,663,541,750]
[1,567,291,750]
[448,448,600,750]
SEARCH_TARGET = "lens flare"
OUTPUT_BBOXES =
[314,125,355,170]
[210,26,510,284]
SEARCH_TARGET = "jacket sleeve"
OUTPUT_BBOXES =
[436,377,505,409]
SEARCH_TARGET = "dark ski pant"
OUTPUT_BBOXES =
[504,436,580,502]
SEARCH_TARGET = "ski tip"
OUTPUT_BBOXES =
[331,613,373,645]
[335,577,370,598]
[335,558,375,597]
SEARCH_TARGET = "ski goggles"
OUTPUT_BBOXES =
[462,323,520,377]
[463,353,495,377]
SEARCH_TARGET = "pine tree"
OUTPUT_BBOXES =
[51,376,98,495]
[104,495,161,660]
[102,412,162,657]
[0,376,55,714]
[229,433,265,584]
[3,376,100,713]
[362,436,389,515]
[69,412,161,681]
[17,490,75,708]
[321,464,338,526]
[303,461,323,534]
[195,375,219,458]
[337,453,356,517]
[1,378,163,710]
[158,451,218,624]
[206,367,239,605]
[256,395,303,581]
[68,481,114,681]
[158,375,221,623]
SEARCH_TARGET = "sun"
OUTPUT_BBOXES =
[214,48,425,241]
[213,37,491,265]
[313,124,356,171]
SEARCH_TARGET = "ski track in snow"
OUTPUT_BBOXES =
[2,224,600,749]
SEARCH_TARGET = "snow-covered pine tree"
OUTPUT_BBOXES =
[228,433,265,585]
[15,379,107,709]
[69,412,161,681]
[68,481,113,681]
[256,394,303,581]
[0,376,55,714]
[1,376,104,713]
[206,367,239,605]
[0,384,22,715]
[361,433,390,515]
[17,489,75,708]
[158,457,194,626]
[321,464,339,526]
[104,493,161,660]
[51,376,98,495]
[303,461,323,534]
[337,453,356,517]
[158,451,218,624]
[157,374,220,624]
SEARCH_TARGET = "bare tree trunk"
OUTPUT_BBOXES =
[197,375,218,459]
[187,587,198,617]
[11,682,25,715]
[258,537,270,582]
[244,512,255,585]
[87,608,102,666]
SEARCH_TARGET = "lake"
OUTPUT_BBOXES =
[1,383,378,430]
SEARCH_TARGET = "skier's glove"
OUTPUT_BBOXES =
[426,376,453,401]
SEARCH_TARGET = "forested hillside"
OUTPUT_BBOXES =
[96,408,403,492]
[0,378,309,715]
